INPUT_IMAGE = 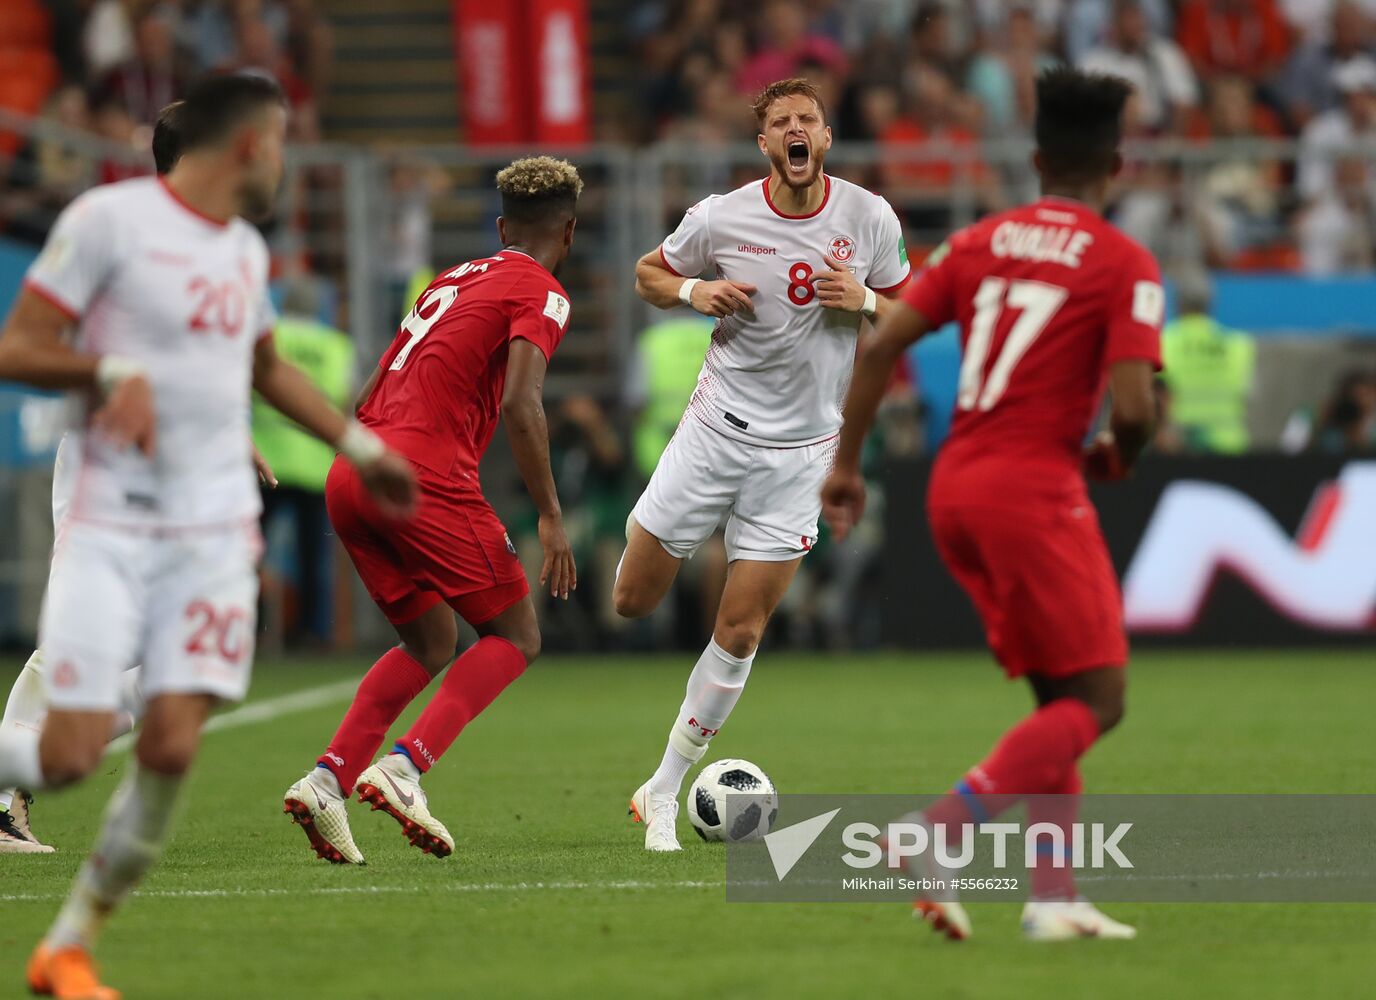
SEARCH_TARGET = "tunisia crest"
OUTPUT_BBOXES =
[828,234,856,263]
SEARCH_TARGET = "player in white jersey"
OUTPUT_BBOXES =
[0,75,415,1000]
[0,101,282,856]
[616,78,912,851]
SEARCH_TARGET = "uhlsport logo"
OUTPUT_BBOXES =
[1123,462,1376,631]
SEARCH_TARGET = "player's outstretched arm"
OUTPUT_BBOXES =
[503,338,575,600]
[1085,359,1157,481]
[252,334,416,516]
[0,288,156,454]
[821,300,932,540]
[634,249,756,318]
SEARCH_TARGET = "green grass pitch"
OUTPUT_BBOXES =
[1,649,1372,998]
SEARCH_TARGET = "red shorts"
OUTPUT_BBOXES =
[325,457,529,626]
[928,500,1128,679]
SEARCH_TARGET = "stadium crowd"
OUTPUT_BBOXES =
[631,0,1376,276]
[0,0,329,243]
[1,0,1374,654]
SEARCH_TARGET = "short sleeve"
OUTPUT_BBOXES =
[24,193,119,320]
[658,196,714,278]
[255,291,278,342]
[900,238,958,329]
[508,275,571,362]
[1106,245,1164,369]
[867,197,911,294]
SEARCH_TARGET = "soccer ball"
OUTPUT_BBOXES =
[687,759,778,842]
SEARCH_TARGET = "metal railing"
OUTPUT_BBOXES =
[3,112,1376,640]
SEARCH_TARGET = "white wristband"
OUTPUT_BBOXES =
[95,355,146,396]
[861,286,878,318]
[339,419,385,467]
[678,278,701,309]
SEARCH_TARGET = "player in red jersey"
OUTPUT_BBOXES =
[823,68,1161,941]
[283,157,581,864]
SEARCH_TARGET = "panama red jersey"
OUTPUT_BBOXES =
[359,250,571,486]
[903,197,1163,505]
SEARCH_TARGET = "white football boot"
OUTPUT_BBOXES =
[1021,898,1137,941]
[629,781,682,853]
[0,792,55,854]
[283,769,365,865]
[356,755,455,858]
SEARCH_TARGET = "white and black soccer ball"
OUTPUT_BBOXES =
[687,759,778,842]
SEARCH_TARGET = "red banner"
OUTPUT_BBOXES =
[528,0,591,145]
[453,0,527,146]
[452,0,589,147]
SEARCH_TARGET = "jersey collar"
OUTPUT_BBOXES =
[762,174,831,220]
[158,178,232,229]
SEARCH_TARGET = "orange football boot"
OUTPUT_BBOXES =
[26,943,121,1000]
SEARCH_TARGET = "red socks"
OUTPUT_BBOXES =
[1028,766,1082,900]
[925,697,1100,829]
[395,636,528,773]
[318,648,434,794]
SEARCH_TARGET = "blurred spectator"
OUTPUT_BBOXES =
[0,86,94,245]
[1079,0,1199,134]
[1282,0,1376,44]
[1278,0,1375,125]
[907,2,965,83]
[253,276,355,649]
[1297,55,1376,205]
[90,91,149,185]
[96,4,184,125]
[234,11,311,107]
[1160,271,1257,453]
[1177,0,1292,85]
[965,4,1058,137]
[1189,76,1288,264]
[1152,378,1188,454]
[1313,369,1376,450]
[628,316,714,482]
[880,64,999,234]
[1297,156,1376,272]
[179,0,240,73]
[83,0,136,80]
[735,0,847,95]
[284,0,334,107]
[1064,0,1174,63]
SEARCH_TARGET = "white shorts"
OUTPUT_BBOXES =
[51,433,76,532]
[39,519,263,711]
[632,414,834,563]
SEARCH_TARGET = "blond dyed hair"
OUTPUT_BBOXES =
[496,156,584,223]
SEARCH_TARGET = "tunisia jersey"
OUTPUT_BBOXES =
[660,174,910,447]
[359,250,571,488]
[904,196,1164,504]
[24,177,275,529]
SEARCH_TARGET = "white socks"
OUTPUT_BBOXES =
[649,640,756,795]
[0,653,48,811]
[0,725,43,799]
[47,765,184,950]
[0,653,147,810]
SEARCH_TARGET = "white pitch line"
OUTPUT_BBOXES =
[106,677,362,754]
[0,879,718,904]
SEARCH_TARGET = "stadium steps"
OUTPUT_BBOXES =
[587,0,640,139]
[316,0,459,145]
